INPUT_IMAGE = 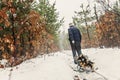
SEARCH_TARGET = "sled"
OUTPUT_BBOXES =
[76,54,96,73]
[69,54,96,73]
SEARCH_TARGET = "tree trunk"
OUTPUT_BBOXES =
[11,15,16,57]
[82,7,91,40]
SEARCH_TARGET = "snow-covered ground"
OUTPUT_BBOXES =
[0,48,120,80]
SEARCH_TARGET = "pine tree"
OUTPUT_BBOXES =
[33,0,64,37]
[73,4,95,40]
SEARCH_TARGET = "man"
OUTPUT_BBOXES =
[68,23,82,64]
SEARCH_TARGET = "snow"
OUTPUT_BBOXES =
[0,48,120,80]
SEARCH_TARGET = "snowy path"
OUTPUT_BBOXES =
[0,52,76,80]
[0,48,120,80]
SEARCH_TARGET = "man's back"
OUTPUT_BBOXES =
[68,26,81,42]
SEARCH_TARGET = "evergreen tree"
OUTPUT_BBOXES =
[73,4,95,40]
[33,0,64,36]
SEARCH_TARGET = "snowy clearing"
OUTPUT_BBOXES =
[0,48,120,80]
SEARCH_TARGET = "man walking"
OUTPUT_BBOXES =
[68,23,82,64]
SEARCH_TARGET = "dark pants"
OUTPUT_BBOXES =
[70,41,82,64]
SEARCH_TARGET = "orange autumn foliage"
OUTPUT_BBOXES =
[95,11,120,47]
[0,1,58,67]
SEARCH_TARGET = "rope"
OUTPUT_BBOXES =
[94,71,108,80]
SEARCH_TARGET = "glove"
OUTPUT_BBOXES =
[72,40,75,44]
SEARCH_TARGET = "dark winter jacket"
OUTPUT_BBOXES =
[68,26,82,42]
